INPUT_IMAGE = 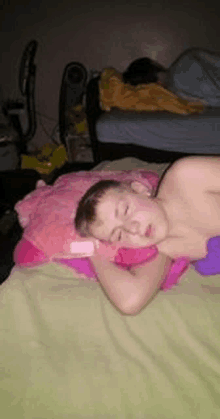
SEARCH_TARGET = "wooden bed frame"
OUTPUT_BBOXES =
[85,76,199,165]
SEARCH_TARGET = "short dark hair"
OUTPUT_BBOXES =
[123,57,166,86]
[74,179,131,237]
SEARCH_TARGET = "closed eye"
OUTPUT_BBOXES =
[124,205,129,216]
[118,231,122,241]
[109,230,122,243]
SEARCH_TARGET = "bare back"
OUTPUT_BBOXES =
[156,156,220,260]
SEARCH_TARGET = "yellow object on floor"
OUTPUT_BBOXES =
[21,143,67,175]
[100,68,205,115]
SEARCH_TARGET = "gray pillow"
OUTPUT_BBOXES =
[167,48,220,107]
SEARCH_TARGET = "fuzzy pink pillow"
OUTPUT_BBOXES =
[14,170,159,264]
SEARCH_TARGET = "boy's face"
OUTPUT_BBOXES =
[88,182,169,248]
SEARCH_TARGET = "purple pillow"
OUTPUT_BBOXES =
[192,236,220,275]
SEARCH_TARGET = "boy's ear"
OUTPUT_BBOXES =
[130,181,152,196]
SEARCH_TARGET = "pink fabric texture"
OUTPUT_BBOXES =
[14,238,47,265]
[114,246,158,268]
[14,238,190,290]
[54,256,97,280]
[14,169,190,290]
[14,170,159,262]
[161,257,190,291]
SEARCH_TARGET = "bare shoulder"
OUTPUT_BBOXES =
[168,156,220,178]
[164,156,220,193]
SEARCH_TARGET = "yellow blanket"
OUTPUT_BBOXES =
[100,68,205,115]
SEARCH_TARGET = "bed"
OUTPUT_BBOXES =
[1,157,220,418]
[86,48,220,164]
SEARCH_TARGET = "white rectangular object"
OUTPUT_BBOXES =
[70,241,95,257]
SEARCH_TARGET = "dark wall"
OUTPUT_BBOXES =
[1,0,219,148]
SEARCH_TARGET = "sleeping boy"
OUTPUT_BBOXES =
[75,156,220,315]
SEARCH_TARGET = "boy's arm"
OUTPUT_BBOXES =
[90,253,172,315]
[158,235,207,260]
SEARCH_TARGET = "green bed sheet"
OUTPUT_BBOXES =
[1,262,220,418]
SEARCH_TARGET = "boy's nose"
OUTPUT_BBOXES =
[124,220,139,234]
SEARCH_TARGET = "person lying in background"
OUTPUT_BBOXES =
[122,57,167,86]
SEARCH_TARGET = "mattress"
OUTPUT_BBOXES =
[97,107,220,154]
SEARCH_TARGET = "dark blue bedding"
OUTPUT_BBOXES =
[97,107,220,154]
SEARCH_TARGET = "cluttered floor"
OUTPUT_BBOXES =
[0,132,95,286]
